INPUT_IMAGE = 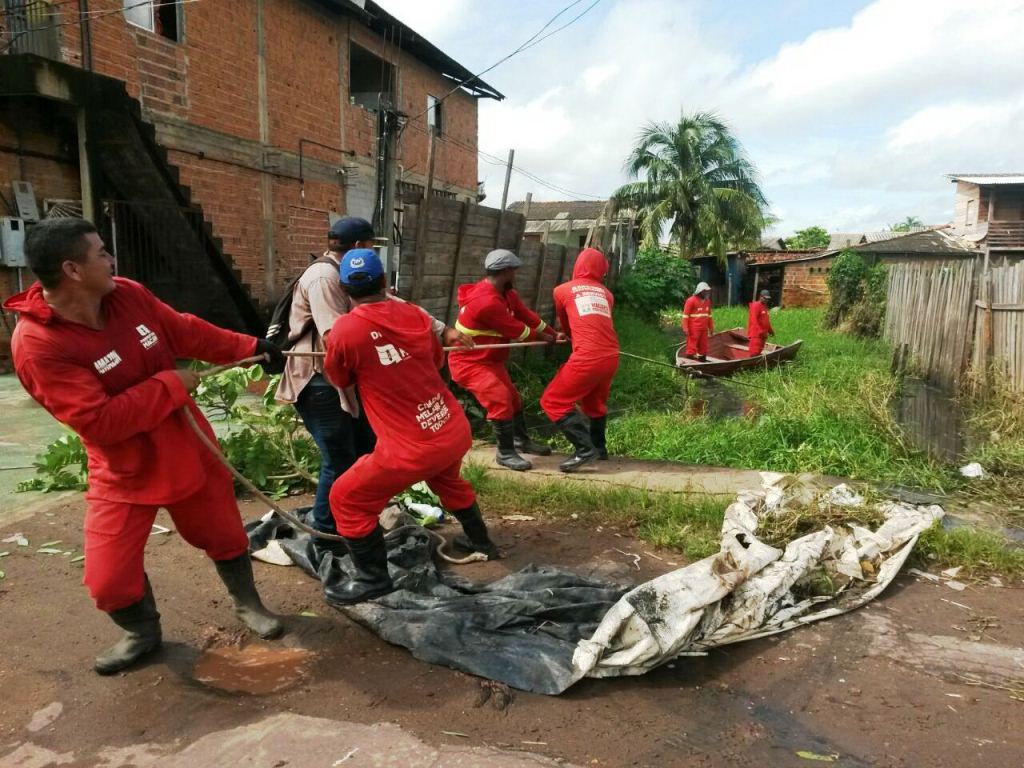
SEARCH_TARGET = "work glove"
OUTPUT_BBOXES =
[256,338,286,375]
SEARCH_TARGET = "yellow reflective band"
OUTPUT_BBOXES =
[535,320,547,333]
[454,320,503,338]
[517,325,531,341]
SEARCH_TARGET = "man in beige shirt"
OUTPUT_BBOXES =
[276,217,467,534]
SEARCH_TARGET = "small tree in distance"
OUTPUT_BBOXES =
[785,226,830,249]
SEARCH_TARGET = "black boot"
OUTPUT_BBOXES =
[590,415,609,460]
[214,555,284,639]
[450,502,501,560]
[94,576,162,675]
[492,419,532,471]
[323,526,394,605]
[513,411,552,456]
[556,412,599,473]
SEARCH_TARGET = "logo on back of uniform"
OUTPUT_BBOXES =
[375,344,409,366]
[93,350,122,374]
[136,324,159,349]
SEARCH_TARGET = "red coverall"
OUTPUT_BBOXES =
[324,299,476,538]
[5,278,256,612]
[448,279,554,420]
[682,294,714,357]
[747,299,775,356]
[540,249,620,421]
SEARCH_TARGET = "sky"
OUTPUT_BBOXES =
[379,0,1024,237]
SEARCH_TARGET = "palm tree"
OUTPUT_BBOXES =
[889,216,924,232]
[614,112,770,261]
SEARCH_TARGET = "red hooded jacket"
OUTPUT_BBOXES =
[552,248,619,360]
[4,278,256,505]
[324,299,471,467]
[747,299,774,338]
[453,279,552,365]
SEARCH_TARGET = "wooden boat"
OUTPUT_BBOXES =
[675,328,803,377]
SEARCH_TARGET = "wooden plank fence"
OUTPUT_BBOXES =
[885,260,1024,392]
[396,197,592,324]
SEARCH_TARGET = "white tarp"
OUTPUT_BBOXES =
[573,473,943,681]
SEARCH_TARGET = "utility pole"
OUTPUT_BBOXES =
[411,131,436,304]
[494,148,514,247]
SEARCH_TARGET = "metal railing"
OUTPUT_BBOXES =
[1,0,60,59]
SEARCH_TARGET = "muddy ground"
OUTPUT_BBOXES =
[1,495,1022,767]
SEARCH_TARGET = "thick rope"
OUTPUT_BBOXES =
[282,338,569,359]
[188,361,485,564]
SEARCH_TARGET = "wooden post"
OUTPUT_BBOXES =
[494,148,514,247]
[444,201,471,325]
[411,132,436,304]
[522,192,533,222]
[751,266,760,302]
[532,242,549,315]
[585,200,610,249]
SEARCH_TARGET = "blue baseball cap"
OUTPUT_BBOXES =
[329,216,374,244]
[339,248,384,285]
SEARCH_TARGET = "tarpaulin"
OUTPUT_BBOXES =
[248,474,943,695]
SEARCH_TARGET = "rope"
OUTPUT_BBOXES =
[188,359,485,564]
[281,339,569,359]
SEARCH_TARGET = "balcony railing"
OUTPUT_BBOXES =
[1,0,60,59]
[987,220,1024,249]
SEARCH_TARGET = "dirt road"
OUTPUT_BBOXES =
[1,495,1021,767]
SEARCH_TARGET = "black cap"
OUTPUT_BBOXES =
[329,216,374,244]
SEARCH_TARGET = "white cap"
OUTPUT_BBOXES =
[694,281,711,294]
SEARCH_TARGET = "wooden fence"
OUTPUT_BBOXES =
[395,197,591,326]
[885,260,1024,392]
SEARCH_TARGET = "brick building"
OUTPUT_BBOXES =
[0,0,502,366]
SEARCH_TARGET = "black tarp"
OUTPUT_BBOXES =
[246,516,626,695]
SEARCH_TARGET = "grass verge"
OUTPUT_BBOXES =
[508,306,951,490]
[465,464,1024,579]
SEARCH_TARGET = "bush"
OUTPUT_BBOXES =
[824,250,887,337]
[614,248,697,317]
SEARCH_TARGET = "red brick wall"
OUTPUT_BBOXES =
[24,0,479,308]
[0,113,82,370]
[782,261,830,308]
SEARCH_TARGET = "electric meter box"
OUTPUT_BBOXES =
[0,217,27,267]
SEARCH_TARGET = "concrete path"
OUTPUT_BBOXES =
[466,444,772,496]
[5,712,580,767]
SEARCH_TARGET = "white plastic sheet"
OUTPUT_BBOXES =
[573,473,943,681]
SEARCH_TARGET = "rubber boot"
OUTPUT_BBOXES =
[450,502,501,560]
[590,415,609,460]
[323,526,394,605]
[556,412,599,473]
[94,577,162,675]
[492,419,532,471]
[513,411,551,456]
[214,554,284,639]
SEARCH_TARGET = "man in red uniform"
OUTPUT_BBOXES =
[449,249,562,471]
[4,218,284,675]
[540,248,619,472]
[322,249,499,605]
[682,281,714,360]
[747,289,775,356]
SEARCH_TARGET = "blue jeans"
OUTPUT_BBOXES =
[293,376,376,534]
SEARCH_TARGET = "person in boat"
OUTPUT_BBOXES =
[540,248,619,472]
[449,249,563,472]
[682,282,714,361]
[747,289,775,356]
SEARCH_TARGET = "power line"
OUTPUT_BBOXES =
[401,0,603,132]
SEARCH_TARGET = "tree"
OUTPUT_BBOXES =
[785,226,830,249]
[613,112,770,263]
[889,216,923,232]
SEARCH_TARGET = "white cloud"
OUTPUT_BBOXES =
[383,0,1024,233]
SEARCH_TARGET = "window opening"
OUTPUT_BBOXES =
[349,43,395,111]
[426,94,442,135]
[123,0,181,42]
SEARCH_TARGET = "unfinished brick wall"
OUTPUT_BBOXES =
[781,261,830,308]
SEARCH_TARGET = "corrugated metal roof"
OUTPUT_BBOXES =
[827,233,866,250]
[862,227,933,243]
[948,173,1024,185]
[748,229,976,267]
[508,200,607,221]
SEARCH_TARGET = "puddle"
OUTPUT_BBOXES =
[890,379,973,464]
[193,644,315,695]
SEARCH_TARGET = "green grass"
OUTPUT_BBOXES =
[464,463,1024,578]
[508,306,952,490]
[463,462,727,561]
